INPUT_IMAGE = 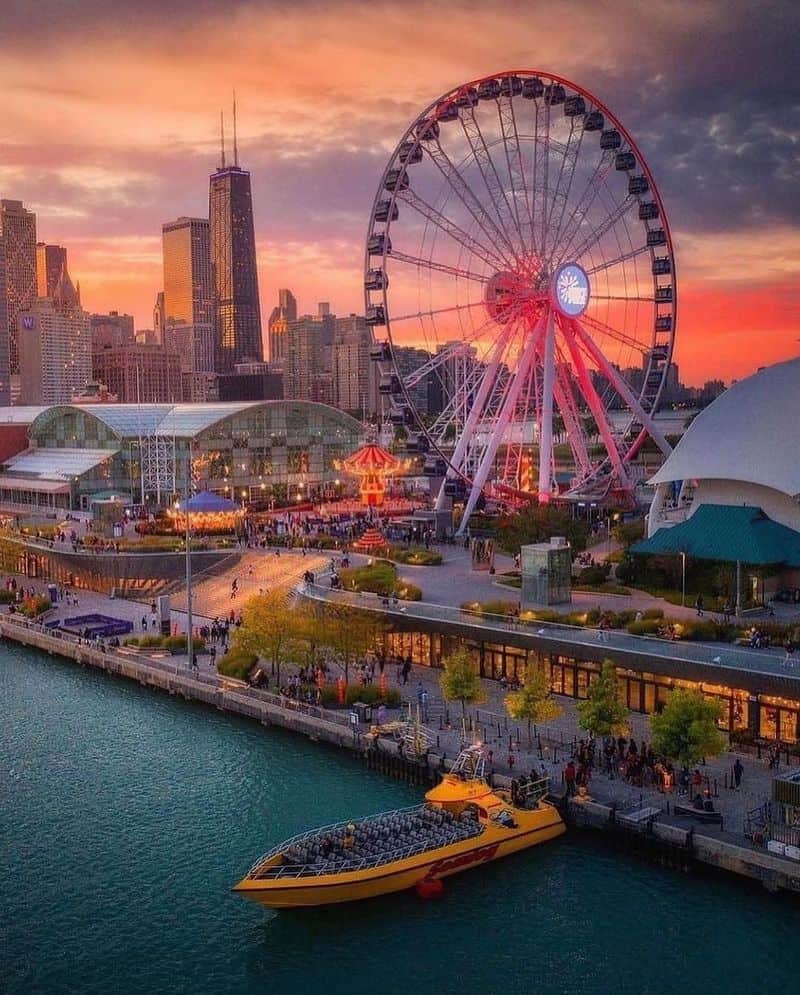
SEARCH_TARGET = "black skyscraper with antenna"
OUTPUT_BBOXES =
[209,96,263,372]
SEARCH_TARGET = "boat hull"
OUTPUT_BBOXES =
[234,806,565,909]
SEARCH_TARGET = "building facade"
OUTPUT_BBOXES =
[36,242,68,299]
[0,401,363,511]
[92,342,182,404]
[209,163,263,372]
[17,290,92,405]
[333,314,377,417]
[0,238,9,405]
[267,288,297,369]
[283,307,335,404]
[0,199,37,377]
[90,311,135,349]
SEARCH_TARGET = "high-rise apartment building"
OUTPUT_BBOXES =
[0,239,9,404]
[333,314,377,417]
[283,304,334,404]
[90,311,135,349]
[209,143,263,372]
[153,291,166,343]
[267,288,297,368]
[0,199,37,376]
[162,217,213,327]
[18,265,91,404]
[92,342,181,404]
[36,242,68,298]
[161,216,214,375]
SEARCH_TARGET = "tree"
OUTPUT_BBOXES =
[234,590,301,687]
[505,661,562,744]
[577,660,630,739]
[650,689,726,767]
[322,606,385,683]
[439,647,485,719]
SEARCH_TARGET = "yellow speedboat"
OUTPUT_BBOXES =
[234,747,565,909]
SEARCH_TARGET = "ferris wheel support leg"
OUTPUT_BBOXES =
[434,321,516,512]
[537,308,557,503]
[457,317,546,536]
[571,320,672,456]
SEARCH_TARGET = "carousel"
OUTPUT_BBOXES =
[169,490,244,534]
[339,444,405,508]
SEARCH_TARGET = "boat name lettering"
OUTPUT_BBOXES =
[429,844,499,875]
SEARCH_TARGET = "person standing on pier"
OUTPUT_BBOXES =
[733,758,744,791]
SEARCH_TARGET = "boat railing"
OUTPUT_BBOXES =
[250,822,486,880]
[245,804,427,876]
[517,775,551,807]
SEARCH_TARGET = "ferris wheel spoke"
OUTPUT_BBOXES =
[592,293,654,303]
[557,191,635,266]
[399,188,507,272]
[550,152,614,262]
[425,135,519,265]
[459,314,547,526]
[579,312,648,355]
[460,108,523,254]
[552,343,593,478]
[541,119,577,263]
[389,249,489,284]
[585,244,650,276]
[560,320,632,489]
[497,96,530,249]
[539,103,552,265]
[433,317,521,503]
[571,319,672,455]
[389,299,486,325]
[548,123,588,262]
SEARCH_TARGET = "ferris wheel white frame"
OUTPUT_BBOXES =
[364,70,676,534]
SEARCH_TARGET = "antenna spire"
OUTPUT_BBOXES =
[233,90,239,167]
[220,109,226,168]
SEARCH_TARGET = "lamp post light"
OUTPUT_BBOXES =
[680,551,686,607]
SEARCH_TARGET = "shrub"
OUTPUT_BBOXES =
[626,619,663,636]
[124,636,140,647]
[18,595,51,618]
[643,608,664,620]
[218,648,258,680]
[389,546,442,566]
[319,684,401,708]
[576,564,611,585]
[0,589,16,604]
[339,560,421,600]
[163,634,207,655]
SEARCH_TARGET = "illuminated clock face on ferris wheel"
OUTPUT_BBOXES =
[364,70,676,534]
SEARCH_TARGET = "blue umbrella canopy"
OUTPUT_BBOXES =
[185,491,240,513]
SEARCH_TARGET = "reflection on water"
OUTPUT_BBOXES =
[2,643,798,995]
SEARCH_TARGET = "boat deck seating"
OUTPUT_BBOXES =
[260,805,484,878]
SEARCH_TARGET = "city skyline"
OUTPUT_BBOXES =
[0,0,797,385]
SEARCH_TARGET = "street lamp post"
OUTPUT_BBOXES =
[181,443,193,671]
[680,551,686,607]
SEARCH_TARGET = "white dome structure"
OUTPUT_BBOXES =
[647,357,800,537]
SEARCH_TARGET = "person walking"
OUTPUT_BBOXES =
[733,758,744,791]
[784,639,795,670]
[695,594,704,617]
[564,760,577,797]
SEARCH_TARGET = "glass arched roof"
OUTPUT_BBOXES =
[28,402,364,442]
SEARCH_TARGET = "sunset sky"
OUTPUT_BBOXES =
[2,0,797,385]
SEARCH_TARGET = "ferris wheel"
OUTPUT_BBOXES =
[364,70,676,534]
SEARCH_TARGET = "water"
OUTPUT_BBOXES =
[2,644,799,995]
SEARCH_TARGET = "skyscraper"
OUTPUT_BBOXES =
[18,263,91,404]
[283,304,335,404]
[0,239,9,405]
[0,199,37,376]
[162,217,213,327]
[162,216,215,385]
[209,113,263,373]
[36,242,68,298]
[268,288,297,368]
[333,314,377,417]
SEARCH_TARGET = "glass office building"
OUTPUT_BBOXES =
[0,401,364,511]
